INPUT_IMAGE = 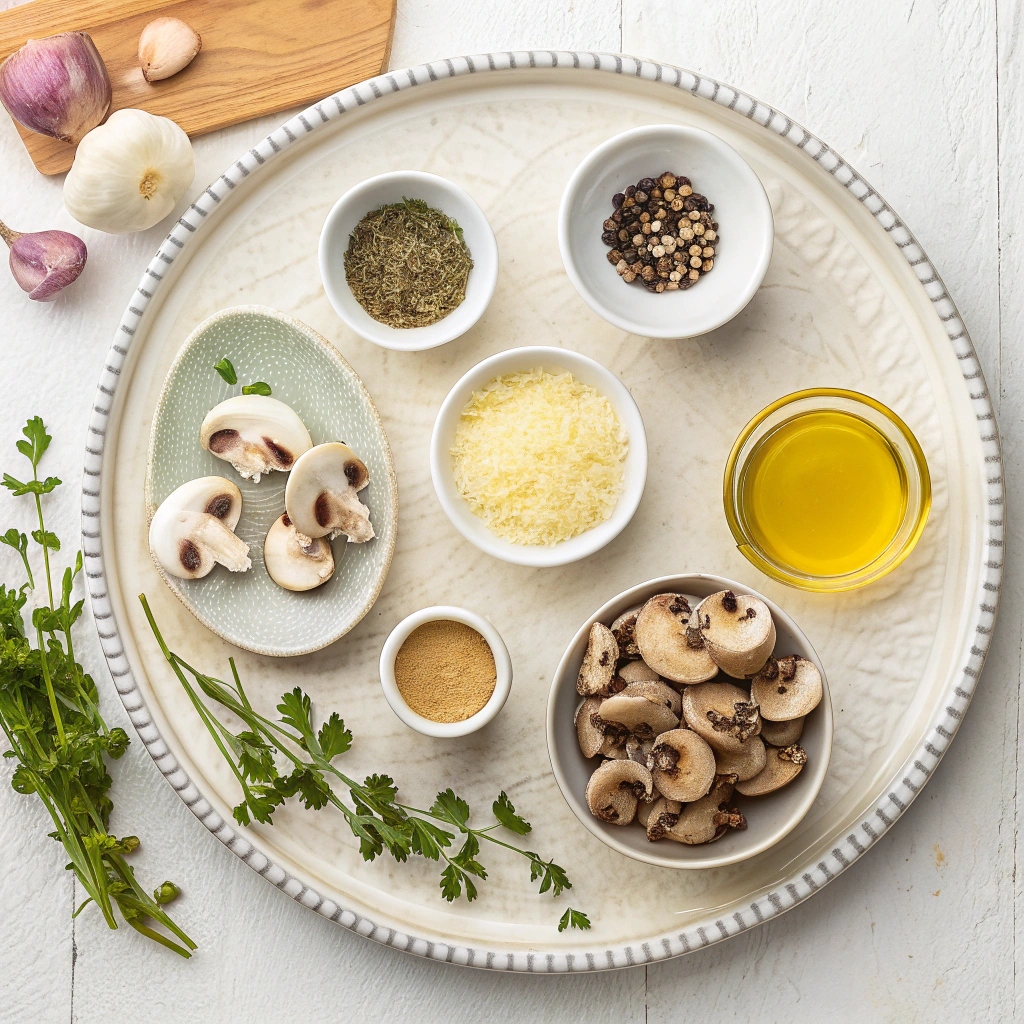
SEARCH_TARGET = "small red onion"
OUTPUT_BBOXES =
[0,32,111,145]
[0,219,87,301]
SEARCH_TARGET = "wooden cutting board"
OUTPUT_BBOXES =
[0,0,396,174]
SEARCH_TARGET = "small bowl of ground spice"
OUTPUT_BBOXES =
[559,125,774,339]
[319,171,498,351]
[379,606,513,737]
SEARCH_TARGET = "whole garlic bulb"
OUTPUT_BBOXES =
[64,108,194,234]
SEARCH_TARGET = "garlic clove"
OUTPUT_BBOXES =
[64,108,195,234]
[139,18,202,83]
[0,32,111,145]
[0,219,87,301]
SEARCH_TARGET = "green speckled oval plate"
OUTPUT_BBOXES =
[145,305,398,656]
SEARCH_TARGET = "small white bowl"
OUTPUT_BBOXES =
[430,346,648,567]
[546,574,833,870]
[558,125,774,339]
[318,171,498,351]
[379,606,513,737]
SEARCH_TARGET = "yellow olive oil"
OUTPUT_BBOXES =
[738,409,908,577]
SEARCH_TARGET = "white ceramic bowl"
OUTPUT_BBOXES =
[379,606,513,737]
[318,171,498,351]
[430,346,648,567]
[546,574,833,869]
[558,125,775,339]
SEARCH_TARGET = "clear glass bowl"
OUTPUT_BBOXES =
[723,388,931,592]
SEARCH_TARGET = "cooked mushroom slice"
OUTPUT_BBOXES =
[598,693,679,739]
[200,395,313,482]
[695,590,776,677]
[585,759,653,825]
[575,697,606,758]
[610,605,642,659]
[263,513,334,591]
[681,681,761,753]
[622,679,682,717]
[600,734,629,758]
[751,655,823,721]
[714,734,767,782]
[149,477,251,580]
[735,744,807,796]
[617,659,661,683]
[635,593,718,686]
[642,796,682,840]
[625,734,654,766]
[576,622,619,696]
[284,442,373,544]
[648,728,716,802]
[759,716,805,747]
[664,775,747,845]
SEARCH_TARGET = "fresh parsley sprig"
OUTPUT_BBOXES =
[214,357,272,396]
[139,595,591,932]
[0,418,194,957]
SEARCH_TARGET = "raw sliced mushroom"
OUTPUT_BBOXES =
[714,734,767,782]
[681,681,761,753]
[642,796,682,840]
[649,728,716,802]
[664,775,746,845]
[575,697,606,758]
[610,605,642,659]
[285,442,373,544]
[735,744,807,796]
[617,659,661,683]
[200,395,312,482]
[635,593,718,686]
[263,513,335,591]
[149,477,250,580]
[622,679,682,717]
[760,716,805,747]
[585,759,653,825]
[751,655,823,721]
[576,622,619,696]
[695,590,776,677]
[598,693,679,738]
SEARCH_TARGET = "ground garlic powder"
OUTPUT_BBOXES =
[394,620,497,723]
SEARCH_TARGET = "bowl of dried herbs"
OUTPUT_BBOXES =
[319,170,498,351]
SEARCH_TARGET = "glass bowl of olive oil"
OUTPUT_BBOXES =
[724,389,931,592]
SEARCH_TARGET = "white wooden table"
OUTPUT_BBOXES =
[0,1,1018,1019]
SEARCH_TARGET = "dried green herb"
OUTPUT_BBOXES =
[344,197,473,329]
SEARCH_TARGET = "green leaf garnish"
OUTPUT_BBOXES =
[492,791,532,835]
[241,381,272,396]
[558,908,591,932]
[214,358,237,385]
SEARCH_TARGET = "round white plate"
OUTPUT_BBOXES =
[83,52,1001,972]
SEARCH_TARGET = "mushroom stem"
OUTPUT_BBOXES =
[192,513,252,572]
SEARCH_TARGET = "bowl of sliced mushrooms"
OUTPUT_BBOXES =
[546,574,833,869]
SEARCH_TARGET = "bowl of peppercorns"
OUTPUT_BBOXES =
[558,125,774,339]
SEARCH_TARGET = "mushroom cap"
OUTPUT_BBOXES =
[649,728,716,802]
[681,681,761,753]
[263,513,335,591]
[575,696,605,758]
[149,509,251,579]
[714,734,767,781]
[641,795,682,839]
[759,716,805,747]
[200,395,312,482]
[617,659,661,683]
[284,442,374,543]
[735,744,807,796]
[621,679,682,717]
[635,593,719,686]
[751,655,823,721]
[576,622,619,696]
[152,475,242,530]
[598,693,680,738]
[585,759,653,825]
[696,590,776,677]
[664,775,745,845]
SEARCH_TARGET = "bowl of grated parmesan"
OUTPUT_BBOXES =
[430,346,648,566]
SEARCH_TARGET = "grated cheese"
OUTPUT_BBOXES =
[450,368,628,546]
